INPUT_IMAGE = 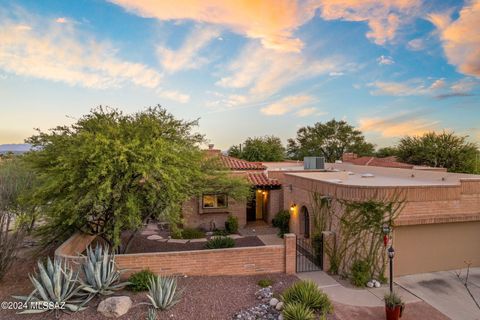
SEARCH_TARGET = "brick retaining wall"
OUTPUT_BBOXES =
[55,233,297,277]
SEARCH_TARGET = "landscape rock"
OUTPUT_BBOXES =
[146,234,163,240]
[269,298,279,307]
[275,302,283,311]
[97,296,132,318]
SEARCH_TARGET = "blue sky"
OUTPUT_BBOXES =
[0,0,479,150]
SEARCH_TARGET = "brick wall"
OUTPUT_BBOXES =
[56,232,297,277]
[182,197,246,230]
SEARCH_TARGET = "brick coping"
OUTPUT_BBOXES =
[396,213,480,226]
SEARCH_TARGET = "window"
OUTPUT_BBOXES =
[202,193,228,208]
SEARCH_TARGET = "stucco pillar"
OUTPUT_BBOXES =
[284,233,296,274]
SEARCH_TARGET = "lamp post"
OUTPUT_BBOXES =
[388,246,395,293]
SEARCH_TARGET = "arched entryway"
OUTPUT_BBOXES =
[300,206,310,238]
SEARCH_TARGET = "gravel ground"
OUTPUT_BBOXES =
[125,234,264,253]
[0,248,298,320]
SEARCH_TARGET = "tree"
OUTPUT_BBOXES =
[228,136,285,162]
[0,157,36,279]
[375,146,398,158]
[396,131,479,173]
[287,119,375,162]
[24,106,249,248]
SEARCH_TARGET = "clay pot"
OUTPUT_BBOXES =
[385,304,404,320]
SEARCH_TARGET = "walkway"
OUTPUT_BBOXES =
[297,271,420,307]
[239,220,279,236]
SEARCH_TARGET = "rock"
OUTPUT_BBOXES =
[374,280,381,288]
[147,235,163,240]
[278,314,283,320]
[97,296,132,318]
[269,298,279,307]
[367,281,374,288]
[275,302,283,311]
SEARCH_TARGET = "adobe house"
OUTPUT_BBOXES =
[267,160,480,276]
[181,146,282,230]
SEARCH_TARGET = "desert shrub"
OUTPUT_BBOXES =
[272,210,290,237]
[281,280,332,314]
[350,259,370,287]
[282,302,315,320]
[146,308,157,320]
[384,291,404,308]
[147,275,182,310]
[212,229,228,236]
[128,269,156,292]
[179,228,205,239]
[204,236,235,249]
[257,279,274,288]
[225,214,239,234]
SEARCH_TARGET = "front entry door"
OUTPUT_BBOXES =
[246,195,256,221]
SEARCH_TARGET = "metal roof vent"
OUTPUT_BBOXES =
[304,157,325,170]
[361,173,375,178]
[347,171,355,175]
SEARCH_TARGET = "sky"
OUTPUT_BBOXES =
[0,0,479,150]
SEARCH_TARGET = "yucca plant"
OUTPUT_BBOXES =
[146,308,157,320]
[80,244,129,296]
[147,275,182,310]
[282,302,315,320]
[281,280,333,314]
[13,257,90,317]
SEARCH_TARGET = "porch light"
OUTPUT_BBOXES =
[290,203,296,211]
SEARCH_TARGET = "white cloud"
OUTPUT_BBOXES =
[157,25,220,73]
[55,17,68,24]
[260,95,313,116]
[295,107,318,117]
[407,38,425,51]
[0,10,162,90]
[368,80,427,96]
[329,71,344,76]
[429,79,446,90]
[156,89,190,103]
[316,0,423,45]
[377,55,394,65]
[428,0,480,77]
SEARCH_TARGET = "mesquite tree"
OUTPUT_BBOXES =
[25,106,250,248]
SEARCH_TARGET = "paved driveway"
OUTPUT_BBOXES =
[396,267,480,320]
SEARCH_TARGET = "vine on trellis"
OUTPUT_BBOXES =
[310,190,405,283]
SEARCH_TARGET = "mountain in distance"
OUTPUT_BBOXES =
[0,143,32,154]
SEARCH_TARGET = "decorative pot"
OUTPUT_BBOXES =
[385,304,404,320]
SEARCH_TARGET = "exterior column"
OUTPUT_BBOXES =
[284,233,296,274]
[321,231,335,272]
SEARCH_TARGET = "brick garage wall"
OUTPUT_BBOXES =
[56,232,297,277]
[182,197,246,230]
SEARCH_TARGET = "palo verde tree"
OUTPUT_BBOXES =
[287,119,375,162]
[24,106,249,248]
[228,135,285,162]
[396,131,479,173]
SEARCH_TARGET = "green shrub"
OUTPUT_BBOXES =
[282,302,315,320]
[257,278,274,288]
[128,269,156,292]
[204,236,235,249]
[272,210,290,237]
[180,228,205,239]
[350,259,370,287]
[213,229,228,236]
[225,215,239,234]
[281,280,332,314]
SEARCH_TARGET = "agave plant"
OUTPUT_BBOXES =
[147,275,182,310]
[13,257,90,316]
[80,244,129,296]
[146,307,157,320]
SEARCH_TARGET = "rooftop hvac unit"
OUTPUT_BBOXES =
[304,157,325,170]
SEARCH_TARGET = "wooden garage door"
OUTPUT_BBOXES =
[394,221,480,276]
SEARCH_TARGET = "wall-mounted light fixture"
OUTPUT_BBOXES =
[290,203,297,211]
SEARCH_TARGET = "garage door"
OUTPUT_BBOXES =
[394,221,480,276]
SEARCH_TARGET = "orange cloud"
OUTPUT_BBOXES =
[109,0,312,52]
[316,0,422,45]
[428,0,480,77]
[359,113,440,138]
[260,95,313,116]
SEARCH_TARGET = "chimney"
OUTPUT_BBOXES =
[208,144,214,150]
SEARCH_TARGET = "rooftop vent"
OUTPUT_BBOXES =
[361,173,375,178]
[304,157,325,170]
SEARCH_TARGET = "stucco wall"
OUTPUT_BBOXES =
[394,221,480,275]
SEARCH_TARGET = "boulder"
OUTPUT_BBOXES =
[269,298,279,307]
[97,296,132,318]
[275,301,284,311]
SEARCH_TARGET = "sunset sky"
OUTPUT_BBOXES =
[1,0,479,149]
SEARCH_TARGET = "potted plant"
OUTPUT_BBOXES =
[384,291,404,320]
